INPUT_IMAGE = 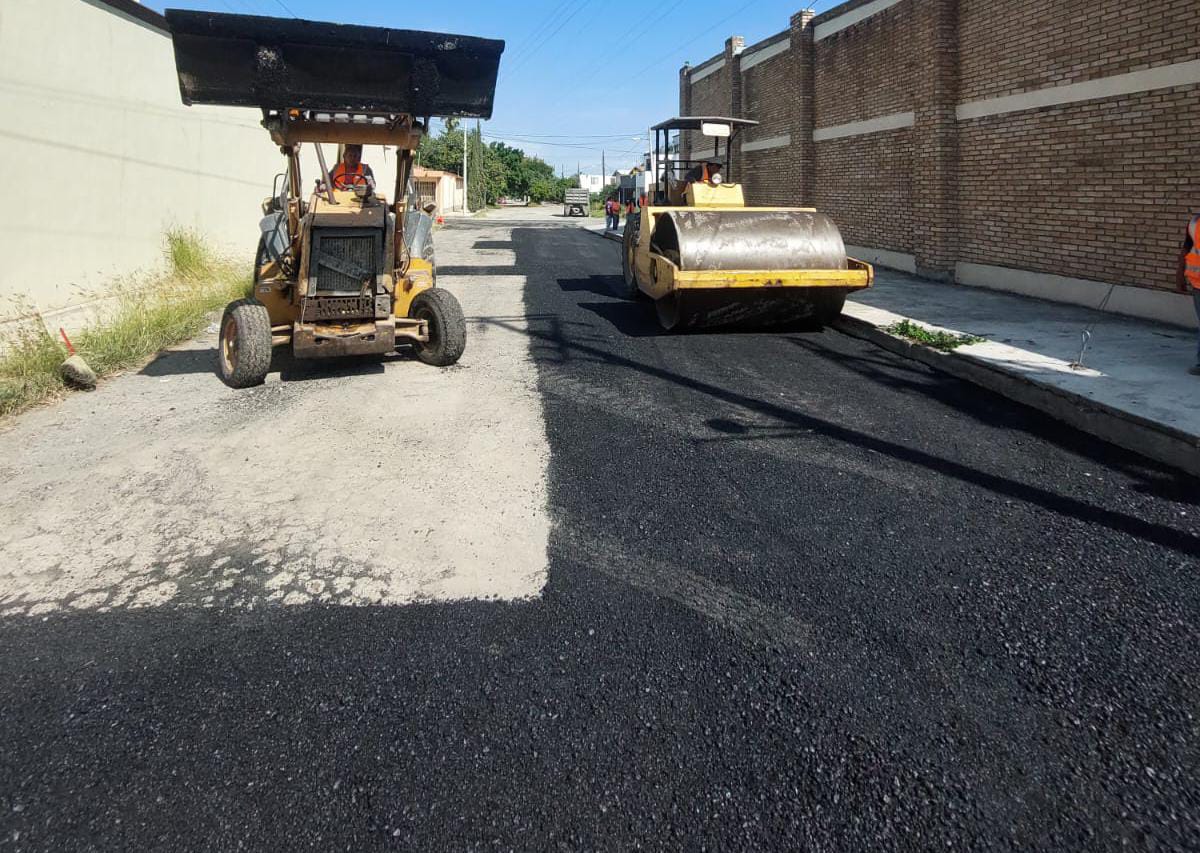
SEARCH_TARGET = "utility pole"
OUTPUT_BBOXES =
[462,123,469,214]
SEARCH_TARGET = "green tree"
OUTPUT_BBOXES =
[417,123,463,175]
[418,122,577,207]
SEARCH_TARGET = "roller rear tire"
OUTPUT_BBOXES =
[620,216,642,299]
[410,288,467,367]
[812,289,848,327]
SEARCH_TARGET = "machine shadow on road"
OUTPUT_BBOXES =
[576,297,837,340]
[782,334,1200,504]
[557,275,628,300]
[437,265,522,277]
[505,228,1200,556]
[139,342,411,384]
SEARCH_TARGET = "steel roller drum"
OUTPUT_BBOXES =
[661,210,847,272]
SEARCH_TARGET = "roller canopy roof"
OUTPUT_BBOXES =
[165,9,504,118]
[651,117,759,131]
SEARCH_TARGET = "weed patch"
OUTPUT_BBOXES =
[0,230,250,418]
[884,319,985,352]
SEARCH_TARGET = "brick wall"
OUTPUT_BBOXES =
[812,1,918,264]
[682,45,736,161]
[815,130,914,252]
[678,0,1199,326]
[959,0,1200,103]
[958,88,1200,290]
[738,33,796,206]
[813,3,915,126]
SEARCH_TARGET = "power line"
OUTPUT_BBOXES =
[483,134,643,152]
[490,133,645,147]
[535,0,729,114]
[502,0,579,68]
[627,0,759,80]
[506,0,610,81]
[485,130,646,140]
[506,0,575,63]
[483,135,611,151]
[504,0,596,77]
[271,0,299,17]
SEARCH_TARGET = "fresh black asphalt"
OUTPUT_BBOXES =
[2,217,1198,851]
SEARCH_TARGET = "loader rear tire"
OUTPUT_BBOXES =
[410,288,466,367]
[218,299,272,389]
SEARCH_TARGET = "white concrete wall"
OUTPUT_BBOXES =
[0,0,401,324]
[578,174,607,193]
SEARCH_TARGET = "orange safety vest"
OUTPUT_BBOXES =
[1186,215,1200,291]
[701,164,719,182]
[331,163,365,188]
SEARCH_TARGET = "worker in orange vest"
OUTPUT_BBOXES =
[328,144,376,192]
[1177,212,1200,375]
[685,160,723,185]
[605,196,621,231]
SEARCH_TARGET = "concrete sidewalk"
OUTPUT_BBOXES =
[842,271,1200,478]
[592,224,624,241]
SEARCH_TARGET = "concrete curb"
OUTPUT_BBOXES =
[585,228,624,243]
[834,313,1200,479]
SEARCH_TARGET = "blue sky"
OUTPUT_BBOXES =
[147,0,841,175]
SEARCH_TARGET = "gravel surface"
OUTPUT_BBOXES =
[1,206,1198,851]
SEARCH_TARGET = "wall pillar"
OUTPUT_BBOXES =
[679,63,692,159]
[911,0,960,280]
[789,10,817,207]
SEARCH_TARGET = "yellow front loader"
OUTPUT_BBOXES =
[166,9,504,387]
[622,117,873,331]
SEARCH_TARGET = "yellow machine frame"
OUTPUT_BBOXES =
[251,113,438,352]
[630,204,874,303]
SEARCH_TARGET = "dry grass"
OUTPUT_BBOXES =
[0,230,250,418]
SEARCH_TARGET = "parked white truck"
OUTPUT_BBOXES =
[563,187,590,217]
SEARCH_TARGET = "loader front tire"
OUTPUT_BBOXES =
[218,299,272,389]
[410,288,466,367]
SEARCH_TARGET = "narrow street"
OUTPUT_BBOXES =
[2,206,1198,850]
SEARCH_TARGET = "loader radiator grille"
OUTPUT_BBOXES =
[311,231,380,294]
[304,296,378,320]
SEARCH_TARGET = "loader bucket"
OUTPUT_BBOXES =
[164,9,504,118]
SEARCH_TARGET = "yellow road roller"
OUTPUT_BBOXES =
[621,117,873,331]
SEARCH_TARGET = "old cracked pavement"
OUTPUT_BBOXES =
[2,207,1198,851]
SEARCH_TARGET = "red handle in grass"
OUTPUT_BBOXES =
[58,328,76,355]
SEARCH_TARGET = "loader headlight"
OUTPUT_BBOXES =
[711,175,723,186]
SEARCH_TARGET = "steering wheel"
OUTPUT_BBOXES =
[333,171,368,189]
